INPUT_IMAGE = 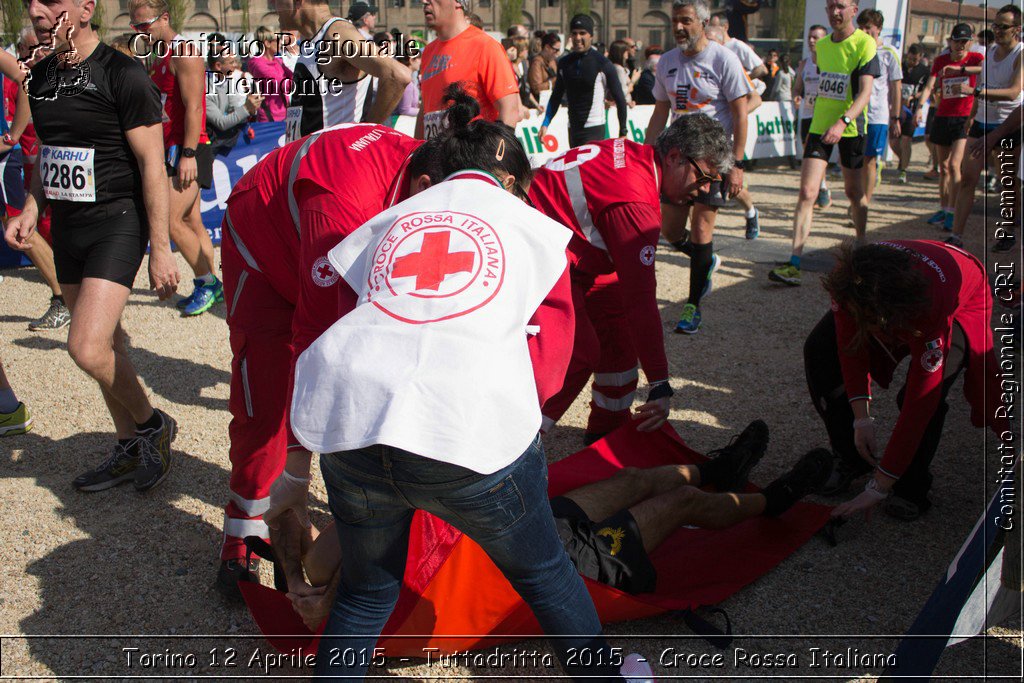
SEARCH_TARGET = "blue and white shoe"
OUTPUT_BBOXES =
[926,209,947,225]
[674,303,702,335]
[182,278,221,317]
[701,253,721,299]
[745,208,760,240]
[175,290,196,309]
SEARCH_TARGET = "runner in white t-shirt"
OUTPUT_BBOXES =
[709,12,767,79]
[645,0,753,335]
[794,24,832,208]
[857,9,902,204]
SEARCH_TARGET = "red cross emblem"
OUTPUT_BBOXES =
[544,144,600,172]
[391,231,475,291]
[311,255,340,287]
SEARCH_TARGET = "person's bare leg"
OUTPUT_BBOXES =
[790,157,828,257]
[951,143,984,238]
[168,178,210,278]
[842,164,869,242]
[943,139,967,212]
[629,486,766,553]
[864,156,878,204]
[897,136,913,172]
[25,232,62,297]
[184,191,217,278]
[62,279,154,438]
[660,202,691,243]
[926,139,938,172]
[562,465,700,523]
[735,188,754,212]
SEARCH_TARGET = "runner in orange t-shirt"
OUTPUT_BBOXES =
[416,0,521,138]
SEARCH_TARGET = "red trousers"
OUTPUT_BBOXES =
[542,271,639,436]
[220,219,299,561]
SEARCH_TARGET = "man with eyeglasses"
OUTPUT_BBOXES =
[130,0,221,316]
[530,113,732,443]
[948,4,1022,252]
[7,0,180,492]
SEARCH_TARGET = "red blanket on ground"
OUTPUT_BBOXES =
[241,423,831,656]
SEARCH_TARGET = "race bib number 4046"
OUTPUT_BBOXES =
[39,145,96,202]
[818,72,850,101]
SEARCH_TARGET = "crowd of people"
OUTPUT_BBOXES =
[0,0,1020,679]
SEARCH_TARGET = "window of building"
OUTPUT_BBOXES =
[615,0,629,8]
[479,0,491,7]
[922,19,928,33]
[649,0,663,7]
[544,0,558,6]
[195,0,208,10]
[119,0,128,10]
[648,29,662,47]
[615,29,627,40]
[392,0,405,7]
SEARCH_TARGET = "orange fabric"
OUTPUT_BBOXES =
[419,26,519,123]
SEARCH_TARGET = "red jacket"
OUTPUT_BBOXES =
[833,240,1006,478]
[528,138,668,382]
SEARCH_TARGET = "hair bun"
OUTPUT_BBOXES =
[442,83,481,131]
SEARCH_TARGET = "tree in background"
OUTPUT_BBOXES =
[92,0,106,39]
[1,0,25,47]
[777,0,805,53]
[167,0,189,33]
[498,0,524,31]
[565,0,591,22]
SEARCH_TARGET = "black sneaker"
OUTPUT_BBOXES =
[73,443,138,492]
[28,296,71,331]
[992,235,1016,253]
[763,448,833,517]
[215,558,261,602]
[134,410,177,492]
[700,419,770,491]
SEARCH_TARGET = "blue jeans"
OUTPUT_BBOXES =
[316,436,621,681]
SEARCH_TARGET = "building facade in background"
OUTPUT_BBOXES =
[908,0,997,55]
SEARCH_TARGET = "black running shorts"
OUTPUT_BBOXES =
[550,495,657,594]
[803,133,866,170]
[52,197,149,288]
[801,117,813,141]
[929,116,969,147]
[166,142,214,189]
[925,106,937,136]
[568,125,607,148]
[968,120,1023,150]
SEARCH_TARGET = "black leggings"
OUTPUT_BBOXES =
[804,311,967,505]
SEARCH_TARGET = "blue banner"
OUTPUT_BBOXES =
[0,121,288,269]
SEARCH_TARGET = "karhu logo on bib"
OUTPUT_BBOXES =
[367,211,506,324]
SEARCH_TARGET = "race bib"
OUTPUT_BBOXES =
[942,76,969,99]
[818,72,850,101]
[39,145,96,202]
[806,93,817,108]
[422,109,447,140]
[285,106,303,143]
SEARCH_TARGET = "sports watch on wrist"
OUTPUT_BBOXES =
[840,115,853,126]
[181,147,197,158]
[973,85,984,98]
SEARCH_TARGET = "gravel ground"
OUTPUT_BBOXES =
[1,143,1021,681]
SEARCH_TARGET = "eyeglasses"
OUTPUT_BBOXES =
[992,23,1019,31]
[687,157,720,185]
[131,17,158,33]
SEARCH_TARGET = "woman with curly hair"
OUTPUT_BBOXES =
[804,240,1008,521]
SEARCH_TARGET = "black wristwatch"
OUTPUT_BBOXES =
[181,147,197,158]
[973,85,984,98]
[840,115,853,126]
[648,381,674,401]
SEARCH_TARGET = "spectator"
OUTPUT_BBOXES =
[207,53,263,155]
[468,13,484,29]
[771,53,795,102]
[632,47,662,105]
[206,32,229,71]
[726,0,762,44]
[624,36,639,72]
[528,32,561,100]
[608,39,638,105]
[109,33,140,60]
[762,48,780,98]
[529,30,545,57]
[503,38,539,114]
[347,1,378,40]
[279,30,300,71]
[247,25,292,122]
[393,44,422,117]
[373,31,395,56]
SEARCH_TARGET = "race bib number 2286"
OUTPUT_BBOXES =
[39,145,96,202]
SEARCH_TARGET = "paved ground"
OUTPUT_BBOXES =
[1,143,1021,680]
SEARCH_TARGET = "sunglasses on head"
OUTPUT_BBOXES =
[687,157,720,184]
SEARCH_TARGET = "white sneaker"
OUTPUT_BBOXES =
[620,652,655,682]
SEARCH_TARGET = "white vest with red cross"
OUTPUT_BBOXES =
[290,171,572,474]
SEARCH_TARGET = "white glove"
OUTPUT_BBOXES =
[265,470,311,529]
[852,417,878,464]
